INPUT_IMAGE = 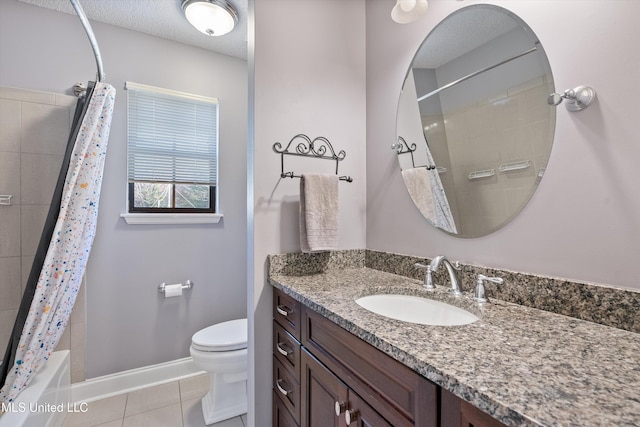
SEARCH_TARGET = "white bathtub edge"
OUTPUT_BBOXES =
[0,350,71,427]
[71,357,204,403]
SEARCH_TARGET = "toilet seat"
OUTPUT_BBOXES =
[191,318,247,352]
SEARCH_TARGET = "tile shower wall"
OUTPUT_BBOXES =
[423,77,554,236]
[0,86,86,383]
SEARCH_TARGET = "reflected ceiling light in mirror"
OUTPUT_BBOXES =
[391,0,429,23]
[182,0,238,37]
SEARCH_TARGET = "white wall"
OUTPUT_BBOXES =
[250,0,366,424]
[0,1,248,378]
[366,0,640,290]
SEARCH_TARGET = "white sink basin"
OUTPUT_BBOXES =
[355,294,478,326]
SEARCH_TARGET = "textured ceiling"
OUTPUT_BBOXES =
[18,0,248,60]
[19,1,518,68]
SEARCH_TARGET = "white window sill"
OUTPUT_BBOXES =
[120,213,223,225]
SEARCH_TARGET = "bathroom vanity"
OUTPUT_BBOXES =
[272,287,504,427]
[269,251,640,427]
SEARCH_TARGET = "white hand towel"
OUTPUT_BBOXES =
[300,174,339,253]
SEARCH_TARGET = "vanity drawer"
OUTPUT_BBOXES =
[302,307,438,427]
[274,288,301,340]
[273,321,301,380]
[273,356,300,425]
[273,390,299,427]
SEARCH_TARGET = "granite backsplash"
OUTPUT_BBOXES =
[268,249,640,334]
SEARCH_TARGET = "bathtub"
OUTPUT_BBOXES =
[0,350,70,427]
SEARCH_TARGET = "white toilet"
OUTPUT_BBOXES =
[190,318,248,425]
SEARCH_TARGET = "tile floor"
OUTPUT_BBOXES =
[62,373,247,427]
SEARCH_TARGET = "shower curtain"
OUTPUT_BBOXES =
[0,81,116,405]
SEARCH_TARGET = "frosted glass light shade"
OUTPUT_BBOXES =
[182,0,238,37]
[391,0,428,24]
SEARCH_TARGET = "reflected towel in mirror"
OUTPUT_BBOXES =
[299,174,339,253]
[401,167,457,234]
[402,167,437,222]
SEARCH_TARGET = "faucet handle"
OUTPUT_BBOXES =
[473,274,504,303]
[414,263,435,290]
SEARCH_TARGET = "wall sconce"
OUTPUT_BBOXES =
[182,0,238,37]
[391,0,428,24]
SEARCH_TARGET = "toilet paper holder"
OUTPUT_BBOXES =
[158,280,193,294]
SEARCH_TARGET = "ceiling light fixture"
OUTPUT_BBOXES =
[391,0,428,24]
[182,0,238,37]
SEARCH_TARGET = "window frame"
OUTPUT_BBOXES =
[125,81,219,216]
[127,182,216,214]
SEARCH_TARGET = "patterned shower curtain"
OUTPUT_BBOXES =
[0,82,116,405]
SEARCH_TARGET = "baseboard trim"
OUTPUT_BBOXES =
[71,357,205,403]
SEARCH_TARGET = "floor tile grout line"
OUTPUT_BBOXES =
[121,391,129,422]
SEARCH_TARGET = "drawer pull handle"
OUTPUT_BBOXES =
[335,401,346,416]
[276,305,291,317]
[276,342,292,356]
[276,379,291,396]
[345,409,359,426]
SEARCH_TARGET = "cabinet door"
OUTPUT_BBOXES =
[460,400,508,427]
[301,348,348,427]
[345,390,392,427]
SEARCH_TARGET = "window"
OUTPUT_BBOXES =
[126,82,218,214]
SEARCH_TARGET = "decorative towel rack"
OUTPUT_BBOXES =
[272,134,353,182]
[391,136,438,171]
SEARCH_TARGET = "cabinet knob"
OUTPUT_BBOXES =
[335,401,346,416]
[345,409,359,425]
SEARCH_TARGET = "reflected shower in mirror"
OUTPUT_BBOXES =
[396,4,555,238]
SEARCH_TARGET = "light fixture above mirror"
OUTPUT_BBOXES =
[392,0,428,24]
[182,0,238,37]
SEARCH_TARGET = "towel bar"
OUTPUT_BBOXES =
[273,134,353,183]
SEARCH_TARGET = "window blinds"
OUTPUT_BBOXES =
[126,82,218,185]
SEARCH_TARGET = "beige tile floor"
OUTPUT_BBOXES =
[62,373,247,427]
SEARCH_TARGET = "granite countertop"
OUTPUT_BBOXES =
[269,267,640,427]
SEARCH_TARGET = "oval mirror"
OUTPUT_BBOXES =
[396,5,555,238]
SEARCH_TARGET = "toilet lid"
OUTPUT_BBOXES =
[191,318,247,352]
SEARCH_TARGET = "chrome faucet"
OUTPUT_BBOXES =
[429,255,462,296]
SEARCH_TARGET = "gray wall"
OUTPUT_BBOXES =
[250,0,366,424]
[0,1,248,378]
[366,0,640,290]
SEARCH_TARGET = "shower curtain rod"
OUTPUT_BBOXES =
[417,45,538,102]
[69,0,104,82]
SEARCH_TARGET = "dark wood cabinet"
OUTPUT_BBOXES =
[274,390,299,427]
[345,386,393,427]
[301,348,348,426]
[273,287,508,427]
[442,387,508,427]
[460,400,508,427]
[302,305,437,427]
[301,348,392,427]
[273,289,302,427]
